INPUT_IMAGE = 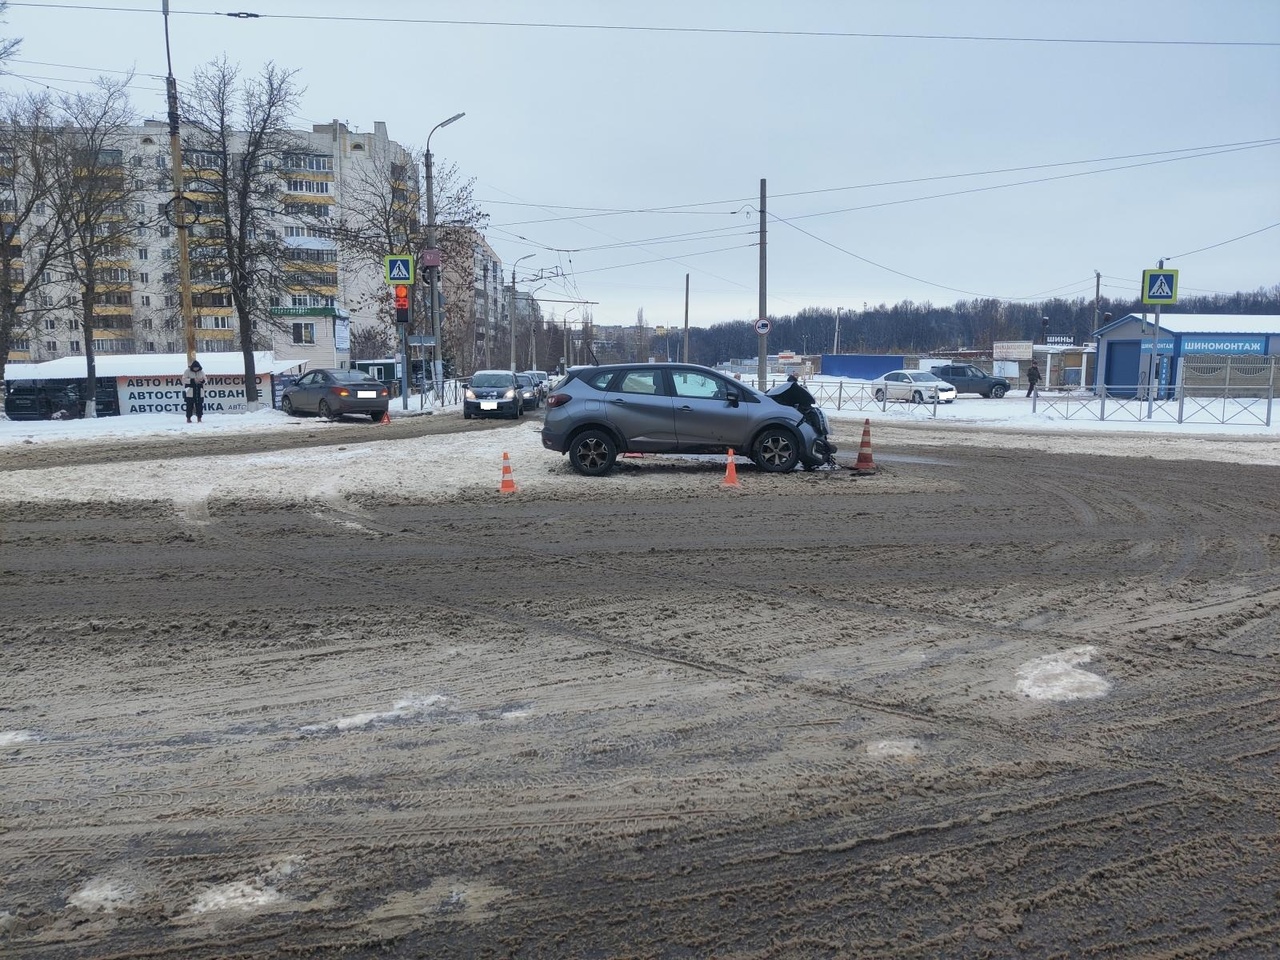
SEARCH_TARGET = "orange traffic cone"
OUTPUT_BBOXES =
[853,419,878,474]
[380,409,391,425]
[499,451,519,494]
[722,448,741,487]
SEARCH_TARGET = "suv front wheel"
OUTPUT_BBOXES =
[989,385,1007,399]
[568,429,617,476]
[753,427,800,473]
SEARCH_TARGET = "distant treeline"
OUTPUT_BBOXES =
[653,284,1279,366]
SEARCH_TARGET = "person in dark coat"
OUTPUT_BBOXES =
[1025,360,1041,397]
[183,359,206,422]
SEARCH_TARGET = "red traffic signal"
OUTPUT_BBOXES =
[393,284,409,310]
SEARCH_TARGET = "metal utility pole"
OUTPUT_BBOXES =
[425,111,464,403]
[682,273,690,364]
[509,254,534,372]
[757,178,767,389]
[833,306,842,354]
[161,1,196,363]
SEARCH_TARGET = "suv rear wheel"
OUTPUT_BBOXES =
[753,427,800,473]
[568,429,617,476]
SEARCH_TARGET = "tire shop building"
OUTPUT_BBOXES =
[1092,313,1280,397]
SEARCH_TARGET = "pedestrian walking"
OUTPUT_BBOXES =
[1025,360,1041,398]
[183,359,206,423]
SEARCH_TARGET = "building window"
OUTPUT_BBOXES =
[164,295,174,307]
[45,340,57,352]
[145,341,156,352]
[44,317,56,330]
[137,248,148,260]
[140,295,151,306]
[138,272,148,284]
[283,153,333,172]
[159,226,170,238]
[12,338,30,350]
[292,322,316,344]
[70,340,81,352]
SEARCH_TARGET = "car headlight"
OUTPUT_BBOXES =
[465,388,476,400]
[504,389,516,399]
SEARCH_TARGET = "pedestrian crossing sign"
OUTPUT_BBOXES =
[1142,268,1178,305]
[384,255,414,285]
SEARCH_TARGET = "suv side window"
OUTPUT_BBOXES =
[617,369,663,395]
[669,371,725,400]
[584,370,615,391]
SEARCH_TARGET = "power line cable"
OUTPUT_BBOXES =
[484,138,1280,221]
[1167,221,1280,260]
[12,3,1279,47]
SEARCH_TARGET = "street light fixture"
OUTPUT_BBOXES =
[509,254,535,372]
[424,112,465,403]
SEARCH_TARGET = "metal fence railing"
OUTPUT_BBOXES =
[760,377,952,418]
[775,355,1276,426]
[1029,356,1275,426]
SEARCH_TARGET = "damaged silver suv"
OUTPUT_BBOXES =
[540,363,836,477]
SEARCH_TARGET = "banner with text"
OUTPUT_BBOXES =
[114,373,273,415]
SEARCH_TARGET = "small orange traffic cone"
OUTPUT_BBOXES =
[722,448,741,487]
[499,451,519,494]
[853,419,878,474]
[380,409,391,425]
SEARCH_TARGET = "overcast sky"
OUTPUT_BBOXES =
[5,0,1279,330]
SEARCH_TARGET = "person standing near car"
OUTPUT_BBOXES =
[182,358,206,422]
[1025,360,1041,398]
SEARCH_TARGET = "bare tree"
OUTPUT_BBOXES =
[333,148,487,378]
[47,76,142,415]
[0,90,71,365]
[0,1,22,71]
[327,138,418,363]
[179,58,304,406]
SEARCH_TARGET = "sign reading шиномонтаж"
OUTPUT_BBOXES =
[1180,336,1267,355]
[114,374,273,414]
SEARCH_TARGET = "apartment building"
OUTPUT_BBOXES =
[4,118,480,372]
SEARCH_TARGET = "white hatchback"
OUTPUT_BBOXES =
[871,369,957,404]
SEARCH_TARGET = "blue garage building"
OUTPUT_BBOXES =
[1093,313,1280,397]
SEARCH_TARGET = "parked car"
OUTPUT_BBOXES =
[280,368,390,421]
[928,363,1010,398]
[463,370,523,420]
[870,370,957,404]
[541,362,835,477]
[515,373,541,411]
[521,370,549,399]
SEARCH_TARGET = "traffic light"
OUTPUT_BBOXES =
[394,284,409,324]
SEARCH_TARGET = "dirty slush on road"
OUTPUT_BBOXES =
[2,424,1278,958]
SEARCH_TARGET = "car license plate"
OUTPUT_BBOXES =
[481,401,498,410]
[356,390,376,398]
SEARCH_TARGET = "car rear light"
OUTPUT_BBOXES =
[546,393,571,408]
[333,387,351,397]
[380,388,388,397]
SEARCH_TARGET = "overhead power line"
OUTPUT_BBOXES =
[12,2,1279,46]
[488,138,1280,228]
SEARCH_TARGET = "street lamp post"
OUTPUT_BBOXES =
[425,111,464,403]
[509,254,535,372]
